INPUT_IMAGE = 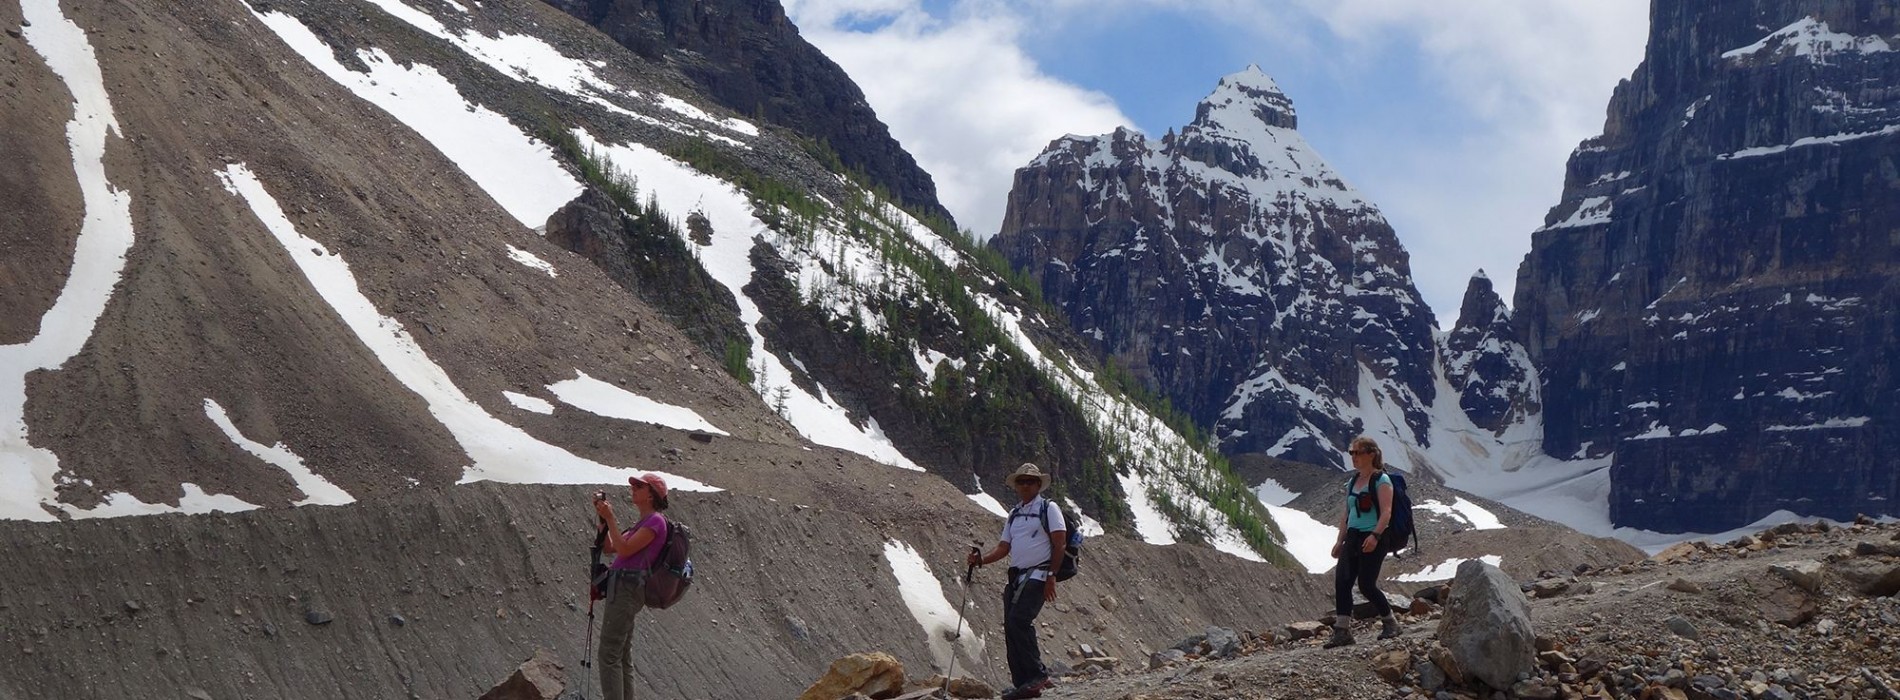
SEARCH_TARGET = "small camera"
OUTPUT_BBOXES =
[593,490,607,502]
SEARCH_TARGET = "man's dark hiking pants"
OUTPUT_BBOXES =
[1334,528,1392,617]
[1002,572,1048,688]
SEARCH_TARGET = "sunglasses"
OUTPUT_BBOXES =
[1014,479,1041,486]
[1348,449,1375,456]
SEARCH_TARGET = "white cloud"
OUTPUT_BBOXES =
[782,0,1132,237]
[1286,0,1649,315]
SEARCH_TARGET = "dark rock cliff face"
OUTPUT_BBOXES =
[991,67,1439,467]
[544,186,747,360]
[1514,0,1900,531]
[540,0,953,225]
[1441,272,1538,435]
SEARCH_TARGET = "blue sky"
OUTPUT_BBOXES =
[781,0,1649,320]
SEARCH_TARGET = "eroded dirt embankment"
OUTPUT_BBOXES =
[0,481,1341,699]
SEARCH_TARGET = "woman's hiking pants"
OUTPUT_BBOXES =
[598,570,649,700]
[1334,529,1392,618]
[1002,573,1048,689]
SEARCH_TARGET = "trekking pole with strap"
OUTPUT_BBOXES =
[940,544,979,699]
[579,515,608,699]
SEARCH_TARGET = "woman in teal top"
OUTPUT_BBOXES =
[1324,436,1402,647]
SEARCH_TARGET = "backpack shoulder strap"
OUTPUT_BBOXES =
[1038,500,1051,538]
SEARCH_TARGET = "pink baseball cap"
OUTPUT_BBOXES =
[631,473,668,501]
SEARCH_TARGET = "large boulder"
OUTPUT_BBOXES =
[1756,583,1819,627]
[1770,561,1824,592]
[799,652,908,700]
[1438,560,1535,690]
[478,649,565,700]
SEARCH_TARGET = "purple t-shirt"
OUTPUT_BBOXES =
[611,513,669,571]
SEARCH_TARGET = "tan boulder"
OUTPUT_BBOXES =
[478,649,565,700]
[799,652,908,700]
[1373,649,1410,685]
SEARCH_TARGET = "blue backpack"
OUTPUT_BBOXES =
[1345,470,1417,555]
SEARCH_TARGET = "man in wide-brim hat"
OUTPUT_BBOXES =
[968,463,1067,699]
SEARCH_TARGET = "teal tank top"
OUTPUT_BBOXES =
[1345,472,1392,532]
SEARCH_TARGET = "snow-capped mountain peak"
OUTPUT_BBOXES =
[1192,64,1296,131]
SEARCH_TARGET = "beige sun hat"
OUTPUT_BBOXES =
[1005,462,1051,489]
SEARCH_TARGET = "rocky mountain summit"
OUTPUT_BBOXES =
[1513,0,1900,531]
[1439,271,1538,436]
[991,66,1439,468]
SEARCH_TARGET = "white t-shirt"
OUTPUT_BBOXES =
[1000,496,1067,582]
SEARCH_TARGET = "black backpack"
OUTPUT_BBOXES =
[1035,501,1083,581]
[1345,470,1417,555]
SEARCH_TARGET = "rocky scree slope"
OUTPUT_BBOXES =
[1513,0,1900,532]
[0,0,1282,560]
[1037,519,1900,700]
[991,66,1439,469]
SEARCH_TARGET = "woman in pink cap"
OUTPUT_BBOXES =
[591,474,670,700]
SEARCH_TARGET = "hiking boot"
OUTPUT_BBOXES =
[1378,615,1402,640]
[1001,678,1052,700]
[1322,623,1355,649]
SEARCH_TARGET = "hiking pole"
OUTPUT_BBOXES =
[940,544,979,699]
[579,513,607,699]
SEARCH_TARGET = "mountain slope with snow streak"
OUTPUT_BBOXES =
[1,0,1282,563]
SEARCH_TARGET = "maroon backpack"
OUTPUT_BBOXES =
[642,520,693,609]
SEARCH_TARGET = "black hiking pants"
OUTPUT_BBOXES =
[1334,528,1392,618]
[1002,571,1048,688]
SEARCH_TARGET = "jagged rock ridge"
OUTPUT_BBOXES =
[1439,271,1537,435]
[1513,0,1900,531]
[992,66,1439,468]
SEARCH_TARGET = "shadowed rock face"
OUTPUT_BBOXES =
[541,0,953,226]
[991,67,1438,468]
[1514,0,1900,531]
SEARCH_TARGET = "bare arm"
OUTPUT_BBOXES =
[974,541,1012,566]
[594,501,658,559]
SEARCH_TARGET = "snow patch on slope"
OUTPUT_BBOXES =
[570,130,924,472]
[216,163,717,493]
[1397,555,1502,582]
[204,399,355,506]
[0,0,142,521]
[506,245,558,277]
[1118,472,1178,546]
[244,4,580,227]
[1416,498,1506,531]
[1723,17,1893,61]
[547,371,729,435]
[883,540,985,674]
[503,391,556,415]
[359,0,756,142]
[968,491,1008,518]
[1717,124,1900,160]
